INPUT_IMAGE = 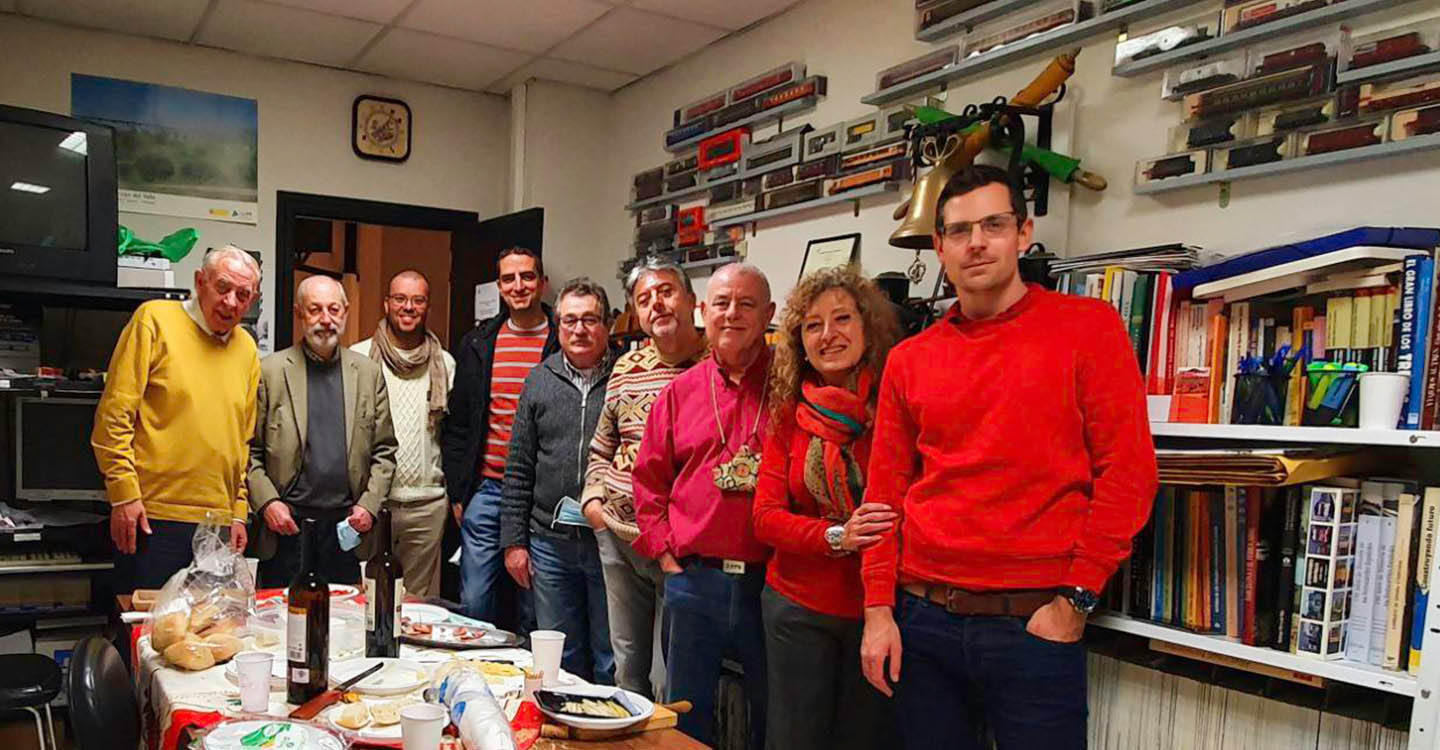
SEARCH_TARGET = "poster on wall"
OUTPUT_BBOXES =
[70,74,258,224]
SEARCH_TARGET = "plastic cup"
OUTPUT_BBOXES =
[233,651,273,713]
[530,630,566,687]
[1359,372,1409,430]
[244,557,260,587]
[400,703,447,750]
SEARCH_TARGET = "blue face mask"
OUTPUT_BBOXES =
[337,519,363,552]
[553,496,588,528]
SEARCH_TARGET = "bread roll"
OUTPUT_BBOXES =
[336,702,370,730]
[151,611,189,651]
[163,640,216,671]
[188,601,222,632]
[203,633,243,663]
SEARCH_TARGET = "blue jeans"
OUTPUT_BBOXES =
[530,530,614,685]
[461,479,537,628]
[895,592,1087,750]
[664,563,766,749]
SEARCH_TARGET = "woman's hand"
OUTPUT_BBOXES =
[841,503,898,552]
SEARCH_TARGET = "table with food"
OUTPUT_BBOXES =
[124,573,700,750]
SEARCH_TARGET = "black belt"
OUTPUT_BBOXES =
[680,556,764,575]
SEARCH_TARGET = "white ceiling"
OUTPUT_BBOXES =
[6,0,803,94]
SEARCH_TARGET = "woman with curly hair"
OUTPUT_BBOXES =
[753,265,902,750]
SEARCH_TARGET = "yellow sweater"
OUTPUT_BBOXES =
[91,300,260,524]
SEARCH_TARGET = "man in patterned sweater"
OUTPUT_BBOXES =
[352,270,456,597]
[581,257,705,698]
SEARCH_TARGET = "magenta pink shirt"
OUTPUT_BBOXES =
[631,348,772,563]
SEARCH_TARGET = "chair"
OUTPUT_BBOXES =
[67,636,140,750]
[0,653,61,750]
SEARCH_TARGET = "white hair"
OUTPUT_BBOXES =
[201,245,262,285]
[296,274,349,308]
[710,262,772,305]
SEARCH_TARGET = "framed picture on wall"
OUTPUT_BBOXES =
[798,233,860,280]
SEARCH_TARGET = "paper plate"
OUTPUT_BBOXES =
[202,719,345,750]
[535,684,654,731]
[329,657,429,695]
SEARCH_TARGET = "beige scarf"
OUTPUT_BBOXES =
[369,318,448,429]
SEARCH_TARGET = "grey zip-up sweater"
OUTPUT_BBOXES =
[499,350,613,548]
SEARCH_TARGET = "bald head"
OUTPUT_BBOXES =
[296,274,347,308]
[701,262,775,375]
[710,262,772,306]
[385,269,432,337]
[296,275,348,359]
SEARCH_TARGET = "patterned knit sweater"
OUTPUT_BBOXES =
[581,342,705,541]
[351,339,456,502]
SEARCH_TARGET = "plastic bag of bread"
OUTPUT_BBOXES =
[148,513,256,669]
[163,639,216,671]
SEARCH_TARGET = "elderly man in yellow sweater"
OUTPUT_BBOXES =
[92,245,262,591]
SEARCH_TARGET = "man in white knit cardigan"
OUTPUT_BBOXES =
[352,270,456,597]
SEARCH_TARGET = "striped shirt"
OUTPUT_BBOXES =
[580,343,705,541]
[482,319,550,480]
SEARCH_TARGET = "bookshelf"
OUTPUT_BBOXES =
[1089,613,1417,696]
[1151,422,1440,448]
[1132,425,1440,748]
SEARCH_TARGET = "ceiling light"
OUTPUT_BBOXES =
[58,131,87,155]
[10,182,51,194]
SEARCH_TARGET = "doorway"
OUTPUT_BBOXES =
[275,192,544,351]
[291,220,454,348]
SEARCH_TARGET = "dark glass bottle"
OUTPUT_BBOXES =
[287,518,330,704]
[365,508,404,658]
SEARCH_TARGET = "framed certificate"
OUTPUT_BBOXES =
[799,233,860,280]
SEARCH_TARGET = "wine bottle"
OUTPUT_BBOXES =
[287,518,330,704]
[365,507,404,658]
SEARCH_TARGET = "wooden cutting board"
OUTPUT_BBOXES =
[539,701,686,741]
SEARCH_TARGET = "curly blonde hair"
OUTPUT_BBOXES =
[769,266,902,415]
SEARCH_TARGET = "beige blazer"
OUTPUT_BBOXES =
[247,345,397,561]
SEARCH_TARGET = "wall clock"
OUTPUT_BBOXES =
[352,95,411,162]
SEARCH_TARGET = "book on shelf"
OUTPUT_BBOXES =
[1109,478,1437,675]
[1062,227,1440,430]
[1411,489,1440,675]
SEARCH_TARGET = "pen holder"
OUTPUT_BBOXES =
[1302,366,1361,428]
[1230,372,1290,425]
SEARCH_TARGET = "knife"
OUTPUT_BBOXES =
[288,662,386,720]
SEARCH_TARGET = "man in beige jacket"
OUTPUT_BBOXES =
[248,276,397,586]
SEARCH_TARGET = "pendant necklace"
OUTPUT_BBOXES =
[709,367,765,493]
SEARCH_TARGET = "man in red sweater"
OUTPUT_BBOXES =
[859,165,1157,748]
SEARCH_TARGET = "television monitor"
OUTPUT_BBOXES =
[15,397,106,501]
[0,104,118,286]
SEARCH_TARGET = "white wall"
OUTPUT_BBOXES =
[601,0,1440,307]
[517,80,621,303]
[0,15,511,350]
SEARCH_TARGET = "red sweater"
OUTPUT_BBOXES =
[753,411,872,619]
[861,286,1157,608]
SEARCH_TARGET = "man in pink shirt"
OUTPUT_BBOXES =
[632,262,774,748]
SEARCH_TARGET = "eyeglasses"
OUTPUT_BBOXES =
[560,315,604,330]
[387,294,429,307]
[939,212,1018,244]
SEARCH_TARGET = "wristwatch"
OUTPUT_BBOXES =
[824,525,846,553]
[1062,586,1100,614]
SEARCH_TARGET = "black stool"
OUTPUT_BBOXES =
[0,654,61,749]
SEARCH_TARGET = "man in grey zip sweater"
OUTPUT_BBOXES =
[500,278,616,684]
